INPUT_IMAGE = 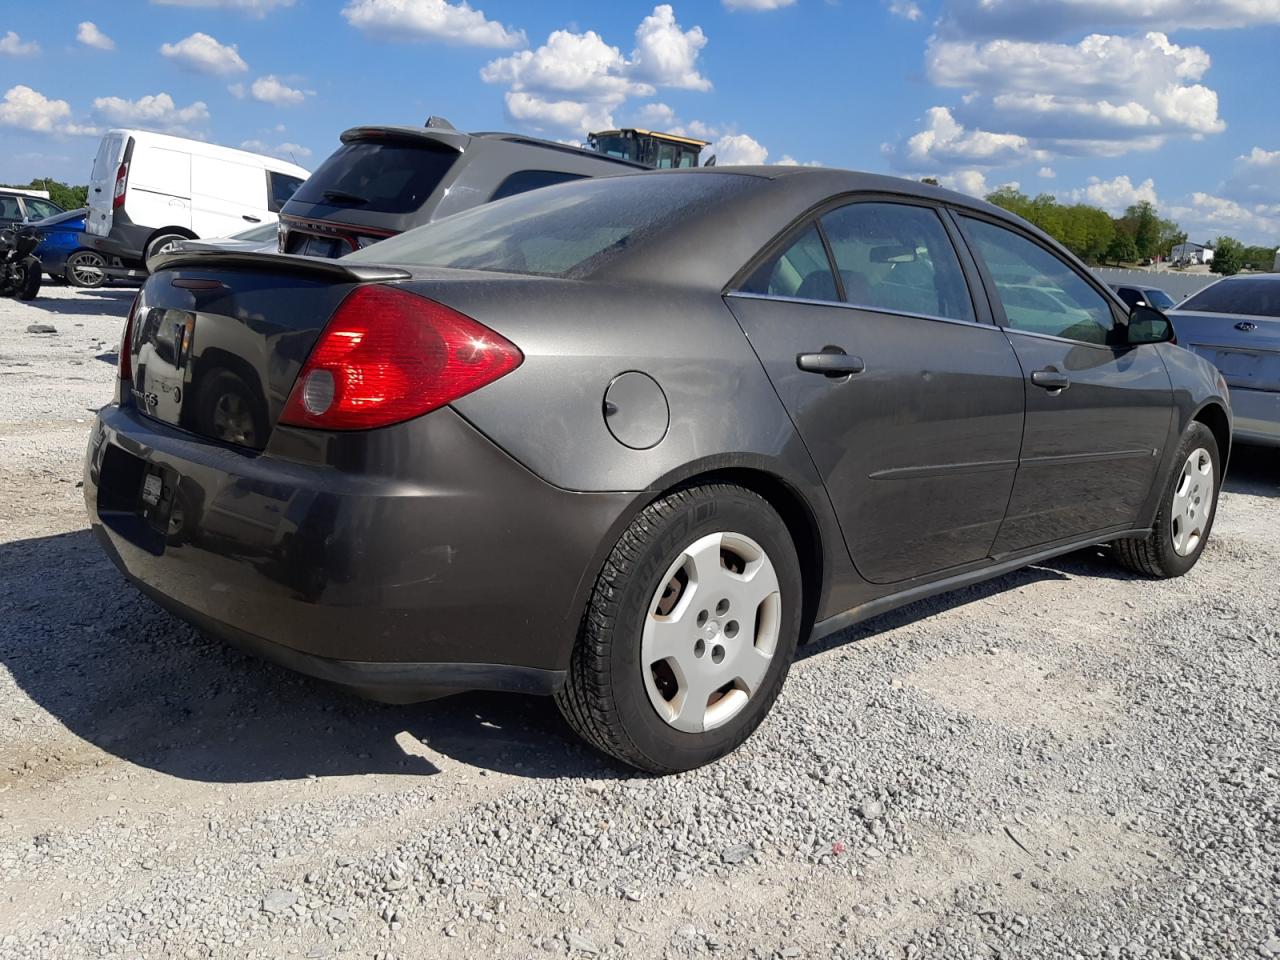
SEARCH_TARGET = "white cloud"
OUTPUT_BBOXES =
[481,5,711,137]
[710,133,768,165]
[631,102,676,126]
[238,75,310,106]
[1061,175,1158,214]
[777,155,824,167]
[0,32,40,56]
[922,32,1224,161]
[342,0,525,48]
[631,5,710,91]
[0,86,70,133]
[159,32,249,75]
[1038,166,1056,179]
[940,0,1280,40]
[889,0,923,21]
[77,22,116,51]
[1166,193,1280,246]
[241,138,312,160]
[890,106,1037,171]
[722,0,795,10]
[151,0,294,15]
[92,92,211,136]
[1222,146,1280,207]
[937,170,992,197]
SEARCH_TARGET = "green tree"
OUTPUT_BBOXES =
[1239,244,1278,271]
[984,185,1032,220]
[1156,219,1187,260]
[1122,201,1159,259]
[1210,236,1244,276]
[1107,234,1138,265]
[919,177,939,186]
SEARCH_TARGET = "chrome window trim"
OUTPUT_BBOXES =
[1000,324,1124,351]
[724,290,996,330]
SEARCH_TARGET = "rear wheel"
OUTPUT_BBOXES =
[556,484,802,774]
[16,260,40,301]
[146,233,189,262]
[66,249,107,288]
[1113,421,1219,578]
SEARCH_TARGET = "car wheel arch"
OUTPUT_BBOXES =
[145,226,197,254]
[562,458,831,662]
[1191,401,1231,468]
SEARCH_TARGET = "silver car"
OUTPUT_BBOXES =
[1171,274,1280,446]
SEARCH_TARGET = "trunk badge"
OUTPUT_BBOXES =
[1235,321,1257,332]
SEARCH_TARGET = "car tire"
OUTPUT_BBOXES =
[1112,421,1220,578]
[146,233,189,263]
[65,249,107,288]
[16,260,40,301]
[556,484,803,774]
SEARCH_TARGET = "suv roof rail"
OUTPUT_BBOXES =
[469,132,649,169]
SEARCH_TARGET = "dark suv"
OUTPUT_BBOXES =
[278,121,645,258]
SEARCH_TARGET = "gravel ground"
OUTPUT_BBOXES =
[1,286,1278,960]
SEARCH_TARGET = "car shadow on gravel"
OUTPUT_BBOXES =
[0,530,613,786]
[1223,444,1280,499]
[21,290,135,319]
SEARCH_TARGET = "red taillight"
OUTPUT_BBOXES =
[279,285,523,431]
[112,162,128,209]
[119,295,138,383]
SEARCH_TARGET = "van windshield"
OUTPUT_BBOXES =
[290,140,456,215]
[343,173,756,279]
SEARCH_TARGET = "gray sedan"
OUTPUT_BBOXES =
[85,168,1230,773]
[1170,274,1280,446]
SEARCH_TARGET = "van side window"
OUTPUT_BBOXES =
[268,172,305,212]
[489,170,587,202]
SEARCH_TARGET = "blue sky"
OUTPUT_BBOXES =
[1,0,1278,243]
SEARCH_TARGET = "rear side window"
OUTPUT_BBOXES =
[268,171,305,212]
[822,202,975,322]
[961,216,1115,344]
[489,170,586,202]
[1180,279,1280,318]
[739,225,837,301]
[344,173,757,278]
[290,141,456,214]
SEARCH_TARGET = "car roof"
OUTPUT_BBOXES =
[341,124,646,171]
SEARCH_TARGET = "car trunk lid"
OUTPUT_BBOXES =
[1171,310,1280,392]
[128,251,410,450]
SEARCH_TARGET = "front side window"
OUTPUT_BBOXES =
[739,224,837,302]
[960,216,1115,344]
[821,202,975,322]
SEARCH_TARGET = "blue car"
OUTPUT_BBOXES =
[30,207,109,288]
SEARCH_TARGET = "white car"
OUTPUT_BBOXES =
[82,129,307,274]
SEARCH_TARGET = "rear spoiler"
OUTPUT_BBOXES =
[148,248,411,283]
[339,125,469,151]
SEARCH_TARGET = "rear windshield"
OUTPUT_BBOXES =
[343,173,756,278]
[1180,278,1280,318]
[289,140,456,215]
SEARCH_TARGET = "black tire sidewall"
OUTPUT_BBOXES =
[606,489,802,772]
[18,261,40,300]
[1152,422,1220,576]
[147,234,187,262]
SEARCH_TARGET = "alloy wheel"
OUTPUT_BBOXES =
[1170,446,1213,557]
[68,251,106,287]
[641,531,782,733]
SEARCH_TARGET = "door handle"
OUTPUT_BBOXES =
[94,187,102,193]
[1030,369,1070,392]
[797,349,865,377]
[242,215,262,223]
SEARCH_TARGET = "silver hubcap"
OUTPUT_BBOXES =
[641,531,782,733]
[1171,447,1213,557]
[70,252,104,284]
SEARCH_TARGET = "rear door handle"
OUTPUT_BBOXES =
[1030,369,1070,391]
[797,349,865,377]
[242,215,262,223]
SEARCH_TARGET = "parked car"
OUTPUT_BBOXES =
[86,168,1230,774]
[278,118,644,257]
[28,207,113,288]
[82,129,308,274]
[174,222,279,255]
[0,188,64,229]
[1170,274,1280,446]
[1111,283,1178,312]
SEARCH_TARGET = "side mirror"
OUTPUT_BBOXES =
[1127,304,1175,345]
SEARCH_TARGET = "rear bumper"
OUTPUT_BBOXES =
[84,404,637,699]
[1229,386,1280,446]
[84,217,149,267]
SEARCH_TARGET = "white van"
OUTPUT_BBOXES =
[84,129,308,271]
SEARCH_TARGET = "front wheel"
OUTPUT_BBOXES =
[556,484,803,774]
[16,259,40,301]
[1112,421,1220,578]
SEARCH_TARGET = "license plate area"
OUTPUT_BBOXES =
[138,462,179,533]
[96,444,179,555]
